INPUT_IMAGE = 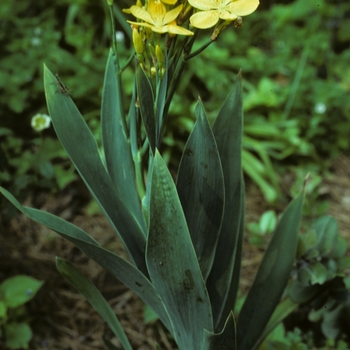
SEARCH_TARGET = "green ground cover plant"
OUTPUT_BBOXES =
[0,275,43,349]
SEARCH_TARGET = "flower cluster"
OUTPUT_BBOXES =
[124,0,259,76]
[125,0,259,34]
[126,0,194,36]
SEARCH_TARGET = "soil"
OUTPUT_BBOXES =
[1,155,350,350]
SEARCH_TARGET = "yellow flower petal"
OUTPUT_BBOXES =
[226,0,259,16]
[129,6,154,24]
[163,5,184,24]
[161,0,178,4]
[219,9,238,21]
[128,0,193,35]
[190,10,220,29]
[188,0,216,11]
[189,0,259,28]
[167,24,194,35]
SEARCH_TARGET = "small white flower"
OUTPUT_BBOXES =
[31,113,51,132]
[115,31,125,42]
[314,102,326,114]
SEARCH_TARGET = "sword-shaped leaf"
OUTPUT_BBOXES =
[202,312,237,350]
[237,191,304,349]
[207,74,244,331]
[136,65,156,153]
[146,151,213,349]
[43,65,146,273]
[177,99,224,281]
[101,49,146,232]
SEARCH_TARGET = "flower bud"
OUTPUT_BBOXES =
[132,28,144,54]
[234,17,243,28]
[156,45,165,67]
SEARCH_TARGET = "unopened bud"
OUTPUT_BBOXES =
[234,17,243,28]
[106,0,114,5]
[133,28,143,54]
[156,45,165,67]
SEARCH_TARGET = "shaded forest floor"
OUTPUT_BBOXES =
[1,155,350,350]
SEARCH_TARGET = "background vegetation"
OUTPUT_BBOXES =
[1,0,349,204]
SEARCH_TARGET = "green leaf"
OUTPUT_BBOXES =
[136,65,156,153]
[328,236,347,259]
[0,187,172,332]
[256,297,299,346]
[296,229,317,258]
[202,312,237,350]
[313,216,338,257]
[298,261,328,285]
[144,304,159,324]
[43,65,147,273]
[0,275,43,308]
[242,149,278,203]
[320,303,344,340]
[56,258,133,350]
[288,279,321,303]
[146,151,213,349]
[207,74,244,331]
[259,210,277,235]
[4,323,32,349]
[237,191,304,350]
[177,99,224,281]
[155,64,168,148]
[101,49,145,232]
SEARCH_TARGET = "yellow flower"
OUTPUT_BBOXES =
[188,0,259,29]
[127,0,194,36]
